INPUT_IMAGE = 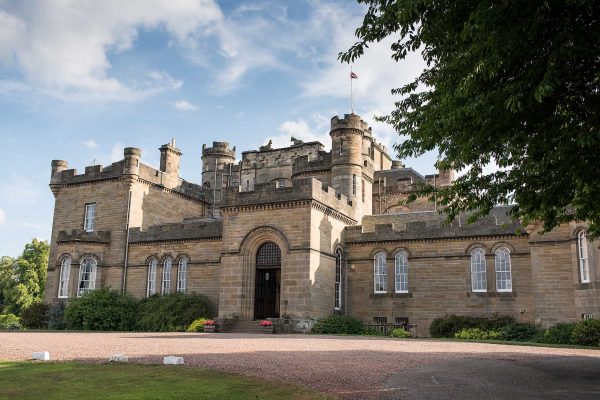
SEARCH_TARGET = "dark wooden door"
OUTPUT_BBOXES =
[254,268,280,319]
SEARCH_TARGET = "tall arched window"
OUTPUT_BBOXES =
[578,231,590,283]
[395,251,408,293]
[374,252,387,293]
[77,257,97,297]
[495,247,512,292]
[470,248,487,292]
[162,258,172,294]
[147,258,157,297]
[58,256,71,298]
[177,258,188,293]
[335,250,343,310]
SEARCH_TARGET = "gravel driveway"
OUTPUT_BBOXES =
[1,332,599,399]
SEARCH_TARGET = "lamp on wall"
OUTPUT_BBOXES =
[265,272,270,281]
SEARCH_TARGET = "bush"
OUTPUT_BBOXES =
[0,314,22,330]
[65,288,138,331]
[430,314,518,338]
[571,319,600,346]
[187,318,210,332]
[454,328,502,340]
[390,328,411,338]
[312,315,364,335]
[47,301,66,330]
[137,292,211,332]
[20,302,49,329]
[361,327,388,336]
[499,323,539,342]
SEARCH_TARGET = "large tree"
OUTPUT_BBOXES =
[341,0,600,235]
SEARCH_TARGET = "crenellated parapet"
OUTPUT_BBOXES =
[291,151,332,178]
[129,219,222,243]
[56,229,111,245]
[330,113,371,133]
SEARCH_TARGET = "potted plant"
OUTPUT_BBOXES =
[260,320,273,333]
[203,319,216,333]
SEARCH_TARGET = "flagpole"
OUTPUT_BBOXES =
[350,66,354,113]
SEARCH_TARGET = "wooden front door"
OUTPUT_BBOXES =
[254,242,281,319]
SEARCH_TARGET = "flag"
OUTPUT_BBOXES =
[350,71,358,79]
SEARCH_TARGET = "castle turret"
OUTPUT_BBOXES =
[159,139,182,189]
[50,160,68,197]
[123,147,141,185]
[202,141,236,204]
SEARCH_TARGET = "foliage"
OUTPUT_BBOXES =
[312,315,364,335]
[186,318,210,332]
[20,302,49,329]
[570,319,600,346]
[430,314,518,338]
[542,323,577,345]
[390,328,411,338]
[136,292,211,332]
[360,327,388,336]
[0,362,328,400]
[341,0,600,236]
[47,301,67,330]
[64,288,138,331]
[0,313,22,330]
[455,328,502,340]
[0,239,49,315]
[498,323,539,342]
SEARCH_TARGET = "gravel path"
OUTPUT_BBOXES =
[1,332,599,399]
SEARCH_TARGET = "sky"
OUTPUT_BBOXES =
[0,0,436,257]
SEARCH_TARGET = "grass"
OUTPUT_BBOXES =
[0,361,330,400]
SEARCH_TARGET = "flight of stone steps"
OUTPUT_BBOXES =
[222,319,271,334]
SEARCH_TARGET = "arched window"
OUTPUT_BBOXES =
[177,258,188,293]
[339,138,344,155]
[578,231,590,283]
[374,252,387,293]
[395,251,408,293]
[77,257,97,297]
[58,256,71,298]
[147,258,157,297]
[470,248,487,292]
[352,174,357,195]
[162,258,172,294]
[495,247,512,292]
[335,250,343,310]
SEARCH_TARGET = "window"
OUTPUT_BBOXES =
[162,258,172,294]
[58,256,71,298]
[177,258,188,293]
[77,257,96,297]
[578,230,590,283]
[275,179,286,189]
[395,251,408,293]
[335,250,342,310]
[373,316,387,324]
[374,252,387,293]
[352,174,357,195]
[495,247,513,292]
[582,313,593,320]
[470,248,487,292]
[84,203,96,232]
[362,179,365,202]
[147,258,157,297]
[339,138,343,155]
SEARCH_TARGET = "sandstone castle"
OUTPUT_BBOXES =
[46,113,599,335]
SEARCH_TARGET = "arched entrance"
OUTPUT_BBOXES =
[254,241,281,319]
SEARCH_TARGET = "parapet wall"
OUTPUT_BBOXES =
[129,219,223,243]
[52,162,124,185]
[291,151,332,177]
[331,113,371,133]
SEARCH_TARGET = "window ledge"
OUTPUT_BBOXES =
[466,292,517,298]
[575,281,598,290]
[370,292,413,299]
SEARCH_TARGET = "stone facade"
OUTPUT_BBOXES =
[45,113,600,336]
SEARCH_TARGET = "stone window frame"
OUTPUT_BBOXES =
[394,251,409,293]
[470,248,487,292]
[77,256,97,297]
[58,255,71,299]
[494,247,513,292]
[577,230,590,283]
[147,257,158,297]
[374,251,387,293]
[352,174,357,195]
[176,255,189,293]
[83,202,96,232]
[162,257,173,295]
[334,249,343,310]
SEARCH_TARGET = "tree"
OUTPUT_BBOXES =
[0,239,49,314]
[340,0,600,235]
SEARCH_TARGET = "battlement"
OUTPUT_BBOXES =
[346,206,522,242]
[202,141,236,158]
[222,177,355,217]
[331,113,371,133]
[129,219,222,243]
[51,161,124,185]
[291,151,332,177]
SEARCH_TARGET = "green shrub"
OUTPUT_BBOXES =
[390,328,411,338]
[312,315,364,335]
[47,301,66,330]
[542,323,577,344]
[430,314,519,338]
[0,314,22,330]
[361,327,388,336]
[137,292,211,332]
[20,302,49,329]
[499,323,539,342]
[187,318,210,332]
[65,288,138,331]
[571,319,600,346]
[454,328,502,340]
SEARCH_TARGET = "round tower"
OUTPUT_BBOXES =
[201,141,236,191]
[123,147,141,184]
[330,114,369,217]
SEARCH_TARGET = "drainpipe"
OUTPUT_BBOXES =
[121,190,132,294]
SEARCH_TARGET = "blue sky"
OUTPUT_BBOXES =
[0,0,435,257]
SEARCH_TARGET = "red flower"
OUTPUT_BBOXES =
[260,320,273,326]
[203,320,216,326]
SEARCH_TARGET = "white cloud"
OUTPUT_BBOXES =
[173,100,198,112]
[82,139,98,149]
[0,208,5,224]
[0,0,222,101]
[111,142,124,162]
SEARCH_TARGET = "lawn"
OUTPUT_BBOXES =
[0,361,330,400]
